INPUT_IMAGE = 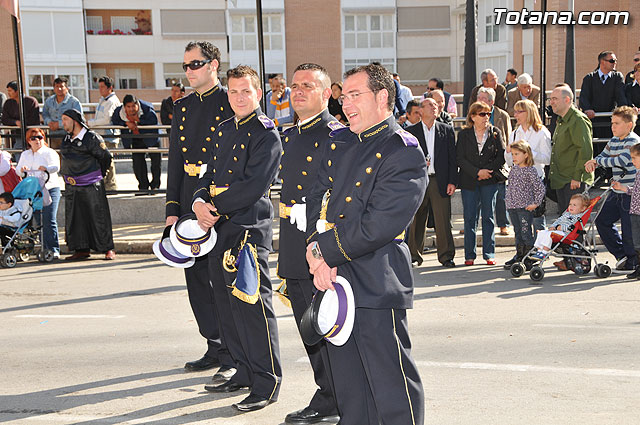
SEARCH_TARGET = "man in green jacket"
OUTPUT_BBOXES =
[549,84,594,212]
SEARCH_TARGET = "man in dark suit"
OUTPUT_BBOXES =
[579,50,628,139]
[624,51,640,84]
[469,69,507,111]
[406,97,457,267]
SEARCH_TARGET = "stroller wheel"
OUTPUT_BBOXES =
[530,266,545,282]
[510,262,525,277]
[1,253,17,268]
[41,249,55,263]
[18,252,30,262]
[596,264,611,278]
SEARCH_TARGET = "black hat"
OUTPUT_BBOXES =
[62,109,88,129]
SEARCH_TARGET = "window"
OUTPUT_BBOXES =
[161,10,225,35]
[344,14,394,49]
[344,59,395,74]
[398,58,450,83]
[261,15,283,50]
[230,14,283,51]
[86,15,103,33]
[397,7,450,31]
[115,68,141,90]
[163,64,189,88]
[27,73,86,103]
[485,15,499,42]
[90,68,107,89]
[111,16,136,33]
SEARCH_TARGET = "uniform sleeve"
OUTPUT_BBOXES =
[316,147,427,267]
[165,109,183,217]
[211,131,282,216]
[305,144,334,244]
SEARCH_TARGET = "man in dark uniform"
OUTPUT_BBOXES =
[278,63,341,425]
[193,65,282,412]
[59,109,115,261]
[305,64,427,425]
[165,41,234,375]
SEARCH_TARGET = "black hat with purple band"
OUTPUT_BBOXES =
[300,275,355,347]
[169,213,217,258]
[153,225,195,268]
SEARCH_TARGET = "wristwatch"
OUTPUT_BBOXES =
[311,242,323,259]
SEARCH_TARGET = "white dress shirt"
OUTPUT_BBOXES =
[507,125,552,178]
[421,120,436,175]
[16,145,61,189]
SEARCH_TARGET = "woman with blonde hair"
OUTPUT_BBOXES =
[16,127,62,258]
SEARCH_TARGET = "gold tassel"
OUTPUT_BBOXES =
[275,279,292,308]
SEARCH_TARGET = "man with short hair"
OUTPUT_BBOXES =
[424,77,457,118]
[579,50,627,138]
[2,81,40,156]
[160,82,185,129]
[406,96,457,268]
[427,89,453,126]
[111,94,161,191]
[504,68,518,92]
[59,109,115,261]
[392,72,413,112]
[87,76,120,190]
[266,75,294,126]
[42,77,82,148]
[165,41,234,376]
[278,62,341,425]
[506,73,541,116]
[398,99,421,127]
[305,63,426,425]
[193,65,282,412]
[469,68,507,111]
[549,84,594,212]
[624,51,640,84]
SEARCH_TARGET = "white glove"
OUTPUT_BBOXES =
[317,219,328,234]
[289,203,307,232]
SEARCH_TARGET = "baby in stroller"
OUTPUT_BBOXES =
[0,192,32,245]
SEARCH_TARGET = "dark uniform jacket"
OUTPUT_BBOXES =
[579,70,628,112]
[306,116,427,309]
[278,109,344,279]
[165,84,232,218]
[406,120,457,197]
[193,107,281,255]
[60,129,112,178]
[456,125,506,190]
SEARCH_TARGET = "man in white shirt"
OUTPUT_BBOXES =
[88,76,120,190]
[392,73,414,112]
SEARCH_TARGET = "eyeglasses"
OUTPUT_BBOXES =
[476,112,491,117]
[338,91,375,105]
[634,58,640,62]
[604,58,617,64]
[182,59,211,72]
[29,135,44,141]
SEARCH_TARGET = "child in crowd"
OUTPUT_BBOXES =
[612,143,640,279]
[532,193,590,259]
[504,140,545,268]
[0,192,31,245]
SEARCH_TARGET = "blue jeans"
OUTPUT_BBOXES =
[43,187,61,253]
[595,191,636,266]
[461,184,497,260]
[495,182,509,228]
[508,208,534,247]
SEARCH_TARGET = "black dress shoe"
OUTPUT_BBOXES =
[285,406,341,424]
[184,355,219,372]
[204,380,247,393]
[442,260,456,268]
[233,393,273,412]
[210,366,237,385]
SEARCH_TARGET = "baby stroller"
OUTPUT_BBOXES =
[0,171,54,268]
[509,178,615,282]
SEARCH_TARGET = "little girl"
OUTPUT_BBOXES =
[504,140,545,268]
[532,193,590,259]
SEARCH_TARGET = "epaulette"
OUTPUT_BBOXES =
[395,128,418,147]
[218,116,235,128]
[282,125,296,135]
[258,114,275,129]
[327,120,346,132]
[329,126,351,138]
[174,92,193,105]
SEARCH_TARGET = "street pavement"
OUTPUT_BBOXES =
[2,246,639,425]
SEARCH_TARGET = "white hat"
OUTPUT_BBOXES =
[169,214,217,258]
[153,225,196,268]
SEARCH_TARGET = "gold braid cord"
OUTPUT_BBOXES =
[333,226,352,262]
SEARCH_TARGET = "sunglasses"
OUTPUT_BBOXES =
[604,58,617,64]
[476,112,491,117]
[29,135,44,141]
[634,58,640,62]
[182,59,211,72]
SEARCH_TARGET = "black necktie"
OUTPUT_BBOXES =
[602,74,606,84]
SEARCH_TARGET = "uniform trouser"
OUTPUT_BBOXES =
[209,245,282,400]
[184,255,233,366]
[595,192,637,266]
[131,139,161,190]
[327,308,424,425]
[408,175,455,264]
[287,278,338,415]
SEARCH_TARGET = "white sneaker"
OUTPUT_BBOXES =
[615,256,628,270]
[53,251,60,259]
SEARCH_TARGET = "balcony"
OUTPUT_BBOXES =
[85,9,152,36]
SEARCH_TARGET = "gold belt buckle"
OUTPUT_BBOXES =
[184,163,200,177]
[279,203,292,219]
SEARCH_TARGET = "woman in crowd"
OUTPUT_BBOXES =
[457,101,506,265]
[507,99,552,231]
[328,82,346,124]
[16,127,61,258]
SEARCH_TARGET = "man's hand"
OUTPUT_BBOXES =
[165,215,179,226]
[584,159,597,173]
[48,121,59,131]
[312,261,337,292]
[306,243,324,275]
[477,169,493,180]
[525,204,538,211]
[38,166,47,172]
[446,184,456,196]
[570,179,581,190]
[585,109,596,119]
[193,202,219,230]
[14,120,20,127]
[125,121,138,132]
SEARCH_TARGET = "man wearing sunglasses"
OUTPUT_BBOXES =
[579,50,628,139]
[165,41,235,378]
[624,51,640,85]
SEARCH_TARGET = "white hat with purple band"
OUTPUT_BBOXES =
[153,225,195,268]
[169,213,217,258]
